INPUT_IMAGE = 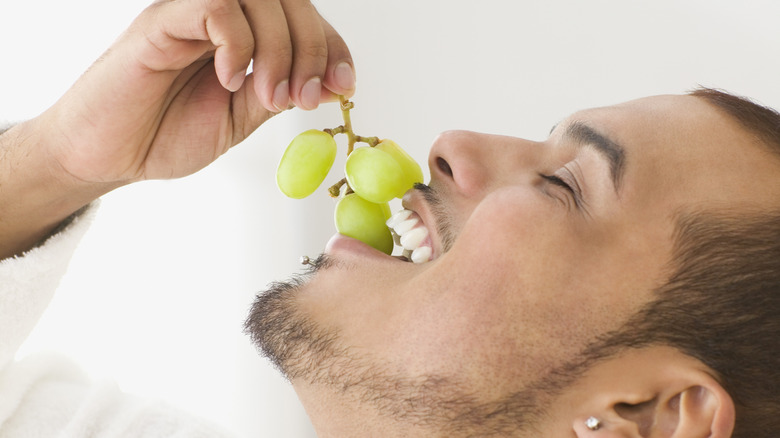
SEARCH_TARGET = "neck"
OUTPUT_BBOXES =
[294,380,432,437]
[293,379,551,438]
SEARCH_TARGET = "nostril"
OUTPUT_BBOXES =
[436,157,453,178]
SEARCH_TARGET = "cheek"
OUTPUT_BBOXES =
[452,188,578,294]
[388,188,661,383]
[378,190,590,378]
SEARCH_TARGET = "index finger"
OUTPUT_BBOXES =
[241,0,355,111]
[318,16,355,99]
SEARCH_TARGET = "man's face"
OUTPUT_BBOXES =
[249,94,780,429]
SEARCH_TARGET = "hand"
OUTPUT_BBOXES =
[43,0,355,184]
[0,0,354,258]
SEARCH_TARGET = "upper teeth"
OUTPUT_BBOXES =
[386,209,433,264]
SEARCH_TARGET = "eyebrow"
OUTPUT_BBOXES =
[560,121,627,194]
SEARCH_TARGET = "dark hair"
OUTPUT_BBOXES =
[588,89,780,437]
[596,211,780,437]
[689,87,780,158]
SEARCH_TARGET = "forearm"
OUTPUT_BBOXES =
[0,118,119,259]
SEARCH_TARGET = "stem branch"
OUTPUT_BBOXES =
[340,96,356,154]
[355,135,380,146]
[327,178,347,198]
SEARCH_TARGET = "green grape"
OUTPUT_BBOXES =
[334,194,393,254]
[275,97,426,259]
[375,139,423,197]
[344,146,405,204]
[276,129,337,199]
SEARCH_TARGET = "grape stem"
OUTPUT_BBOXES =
[356,135,380,147]
[326,177,355,198]
[325,96,380,198]
[324,126,346,136]
[327,178,347,197]
[339,96,356,154]
[339,95,380,154]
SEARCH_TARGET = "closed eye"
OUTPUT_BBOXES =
[540,173,583,208]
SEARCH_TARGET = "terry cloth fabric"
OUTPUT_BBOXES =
[0,203,234,437]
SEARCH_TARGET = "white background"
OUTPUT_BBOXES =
[4,1,780,436]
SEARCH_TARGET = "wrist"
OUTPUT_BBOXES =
[0,118,120,258]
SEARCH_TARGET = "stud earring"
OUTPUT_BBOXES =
[585,416,601,431]
[300,255,311,265]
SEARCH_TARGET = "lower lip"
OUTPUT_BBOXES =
[325,233,404,263]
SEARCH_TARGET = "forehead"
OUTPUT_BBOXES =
[569,94,780,211]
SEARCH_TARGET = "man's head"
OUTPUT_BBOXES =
[246,89,780,437]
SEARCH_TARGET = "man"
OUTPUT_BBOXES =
[245,89,780,437]
[0,1,777,437]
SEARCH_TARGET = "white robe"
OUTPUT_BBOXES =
[0,204,233,437]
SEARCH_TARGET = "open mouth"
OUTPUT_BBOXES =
[386,209,434,264]
[324,191,439,266]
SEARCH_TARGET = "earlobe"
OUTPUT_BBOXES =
[572,415,643,437]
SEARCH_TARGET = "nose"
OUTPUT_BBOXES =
[428,130,541,198]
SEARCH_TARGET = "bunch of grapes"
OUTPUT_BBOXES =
[276,96,423,254]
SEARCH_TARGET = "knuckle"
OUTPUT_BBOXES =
[235,33,256,56]
[262,39,293,61]
[297,41,328,60]
[204,0,233,11]
[202,0,242,25]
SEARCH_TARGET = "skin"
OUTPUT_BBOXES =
[549,347,736,437]
[1,0,777,436]
[0,0,354,260]
[281,94,780,436]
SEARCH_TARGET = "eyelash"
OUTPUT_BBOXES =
[541,173,582,208]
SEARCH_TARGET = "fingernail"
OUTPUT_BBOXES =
[300,77,321,110]
[228,72,245,92]
[333,62,356,91]
[272,80,290,112]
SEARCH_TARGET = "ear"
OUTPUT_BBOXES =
[666,377,735,438]
[569,347,735,438]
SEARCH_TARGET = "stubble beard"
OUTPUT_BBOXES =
[244,254,340,380]
[241,183,638,435]
[243,254,557,437]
